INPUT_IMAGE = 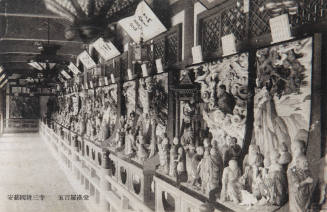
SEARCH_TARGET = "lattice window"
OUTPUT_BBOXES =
[290,0,327,26]
[201,15,221,58]
[166,32,179,65]
[221,6,246,40]
[106,0,138,18]
[154,38,166,64]
[249,0,271,37]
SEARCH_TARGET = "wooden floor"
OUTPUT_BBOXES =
[0,133,89,212]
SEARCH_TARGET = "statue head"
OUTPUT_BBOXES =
[203,138,210,148]
[196,146,204,156]
[173,137,179,145]
[249,144,260,155]
[270,150,280,164]
[229,137,237,146]
[264,157,271,168]
[292,139,306,158]
[211,140,217,148]
[216,84,226,97]
[210,147,217,156]
[296,155,309,171]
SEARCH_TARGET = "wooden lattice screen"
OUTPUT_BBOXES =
[198,0,327,59]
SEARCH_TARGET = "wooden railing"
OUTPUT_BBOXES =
[4,118,39,133]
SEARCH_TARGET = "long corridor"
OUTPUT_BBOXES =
[0,133,89,212]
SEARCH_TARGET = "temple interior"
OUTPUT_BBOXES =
[0,0,326,212]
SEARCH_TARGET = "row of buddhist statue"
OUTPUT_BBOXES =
[46,37,327,211]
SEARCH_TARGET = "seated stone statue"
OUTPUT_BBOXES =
[221,160,242,203]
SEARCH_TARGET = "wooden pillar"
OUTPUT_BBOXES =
[307,33,323,163]
[240,49,256,167]
[183,0,194,66]
[168,70,176,141]
[322,33,327,156]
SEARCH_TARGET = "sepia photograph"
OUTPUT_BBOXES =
[0,0,326,211]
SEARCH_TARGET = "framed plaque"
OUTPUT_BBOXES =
[198,0,228,9]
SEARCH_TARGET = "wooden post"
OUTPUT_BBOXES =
[307,33,323,162]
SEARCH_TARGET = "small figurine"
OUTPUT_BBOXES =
[221,160,242,203]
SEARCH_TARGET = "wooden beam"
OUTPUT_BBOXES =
[0,13,64,19]
[0,37,83,44]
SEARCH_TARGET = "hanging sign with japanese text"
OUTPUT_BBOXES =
[68,62,81,75]
[61,70,71,79]
[118,1,167,43]
[269,14,293,44]
[221,33,237,56]
[78,51,96,69]
[93,38,121,61]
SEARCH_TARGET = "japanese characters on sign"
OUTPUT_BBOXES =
[118,1,167,43]
[221,33,237,56]
[68,62,81,75]
[92,38,121,61]
[61,70,71,80]
[78,51,96,69]
[269,14,293,44]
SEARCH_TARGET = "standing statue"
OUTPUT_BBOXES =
[158,133,169,174]
[189,146,204,187]
[242,144,264,191]
[169,137,179,177]
[288,155,314,212]
[124,127,135,156]
[221,160,242,203]
[149,111,158,158]
[198,144,212,195]
[209,143,224,199]
[136,135,149,163]
[265,150,288,206]
[176,147,186,182]
[180,101,194,149]
[223,137,242,167]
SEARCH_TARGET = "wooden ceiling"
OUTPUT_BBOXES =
[0,0,85,77]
